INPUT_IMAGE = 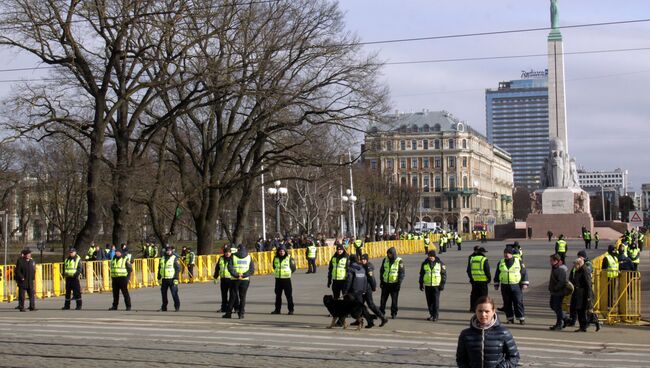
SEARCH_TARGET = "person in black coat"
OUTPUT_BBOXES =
[571,258,598,332]
[15,249,36,312]
[344,255,374,328]
[456,295,519,368]
[360,254,388,327]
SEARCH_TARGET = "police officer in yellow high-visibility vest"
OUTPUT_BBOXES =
[494,246,529,324]
[555,234,567,264]
[214,245,238,313]
[466,246,490,312]
[419,250,446,321]
[423,236,431,255]
[271,245,297,315]
[223,245,255,319]
[629,243,641,272]
[62,248,83,310]
[602,245,620,308]
[157,245,181,312]
[379,247,405,319]
[353,237,364,258]
[328,244,349,299]
[109,248,132,311]
[306,240,318,274]
[184,247,196,283]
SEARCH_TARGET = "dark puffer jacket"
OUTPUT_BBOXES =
[456,315,519,368]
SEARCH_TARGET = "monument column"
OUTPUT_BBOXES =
[547,0,569,152]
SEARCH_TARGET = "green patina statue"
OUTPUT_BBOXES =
[550,0,559,29]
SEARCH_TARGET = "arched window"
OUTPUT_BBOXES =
[412,124,419,132]
[462,139,467,149]
[422,124,430,132]
[433,124,441,132]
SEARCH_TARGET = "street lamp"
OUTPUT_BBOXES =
[0,210,7,301]
[341,188,357,238]
[267,180,288,236]
[599,173,606,222]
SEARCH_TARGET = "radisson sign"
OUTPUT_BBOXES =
[520,69,548,79]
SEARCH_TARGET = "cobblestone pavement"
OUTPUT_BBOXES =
[1,240,649,367]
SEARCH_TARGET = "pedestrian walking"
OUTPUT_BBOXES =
[271,245,296,315]
[571,258,599,332]
[108,248,132,311]
[548,253,570,330]
[223,245,255,319]
[359,254,388,327]
[327,244,349,299]
[467,246,490,312]
[547,230,553,242]
[494,247,528,324]
[582,230,591,249]
[379,247,405,319]
[594,232,600,249]
[15,249,36,312]
[418,250,446,321]
[456,296,520,368]
[555,234,567,264]
[62,248,83,310]
[306,240,318,274]
[157,245,181,312]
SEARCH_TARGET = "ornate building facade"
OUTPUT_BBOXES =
[363,110,514,233]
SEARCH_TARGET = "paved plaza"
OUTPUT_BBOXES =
[1,239,649,367]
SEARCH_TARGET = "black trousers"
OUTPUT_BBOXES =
[549,294,566,326]
[584,240,591,249]
[501,284,524,320]
[160,279,180,310]
[558,252,566,264]
[355,247,363,258]
[187,265,194,280]
[18,286,35,309]
[332,280,346,299]
[363,291,383,319]
[274,278,294,312]
[220,278,238,311]
[227,279,250,315]
[470,282,488,312]
[380,283,400,317]
[307,258,317,273]
[424,286,441,319]
[64,277,82,308]
[111,277,131,309]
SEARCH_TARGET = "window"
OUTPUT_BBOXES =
[449,176,456,190]
[434,156,441,168]
[423,158,429,169]
[448,139,455,149]
[448,157,456,168]
[434,139,440,149]
[411,158,417,169]
[423,197,430,209]
[462,157,468,168]
[400,158,406,169]
[411,140,417,150]
[423,176,430,192]
[434,176,441,192]
[400,176,407,186]
[462,139,467,149]
[370,160,377,170]
[411,176,418,188]
[386,159,394,169]
[463,176,468,189]
[434,197,442,208]
[400,140,406,151]
[423,140,429,150]
[386,141,393,151]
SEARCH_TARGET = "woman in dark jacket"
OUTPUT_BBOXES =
[457,295,519,368]
[571,258,594,332]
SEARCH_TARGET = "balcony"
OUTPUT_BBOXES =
[443,187,478,196]
[500,194,513,203]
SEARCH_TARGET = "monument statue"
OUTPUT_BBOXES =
[540,138,580,189]
[550,0,559,29]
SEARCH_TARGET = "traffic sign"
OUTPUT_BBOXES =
[629,211,643,228]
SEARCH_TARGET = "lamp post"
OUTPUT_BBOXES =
[600,173,606,222]
[341,188,357,238]
[267,180,288,236]
[0,210,7,300]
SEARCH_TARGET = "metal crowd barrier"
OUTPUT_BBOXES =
[590,252,642,325]
[0,239,433,302]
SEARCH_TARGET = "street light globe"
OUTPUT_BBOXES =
[345,188,352,195]
[342,195,349,202]
[268,187,278,195]
[274,180,281,187]
[279,187,288,195]
[349,195,357,202]
[473,180,479,187]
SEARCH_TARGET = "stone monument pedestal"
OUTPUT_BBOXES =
[526,187,593,238]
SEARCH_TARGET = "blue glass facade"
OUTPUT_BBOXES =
[486,78,549,189]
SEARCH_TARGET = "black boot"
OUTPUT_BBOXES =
[75,301,82,310]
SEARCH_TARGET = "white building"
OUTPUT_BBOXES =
[578,168,628,196]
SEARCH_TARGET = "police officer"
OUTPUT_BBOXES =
[157,246,180,312]
[84,243,96,261]
[419,250,446,321]
[62,248,83,310]
[455,233,462,251]
[327,244,349,299]
[583,229,592,249]
[424,236,431,255]
[467,246,490,312]
[122,244,132,263]
[359,254,388,327]
[185,247,196,282]
[306,240,318,274]
[272,245,296,315]
[438,233,447,253]
[344,254,375,328]
[223,245,255,319]
[602,245,620,310]
[380,247,405,319]
[628,243,640,271]
[555,234,567,264]
[353,237,364,258]
[494,246,529,324]
[109,248,132,311]
[214,245,237,313]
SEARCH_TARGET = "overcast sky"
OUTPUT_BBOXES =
[338,0,650,192]
[0,1,648,191]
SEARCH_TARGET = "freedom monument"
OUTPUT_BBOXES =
[526,0,593,238]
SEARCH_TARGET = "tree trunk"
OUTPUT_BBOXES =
[111,134,131,246]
